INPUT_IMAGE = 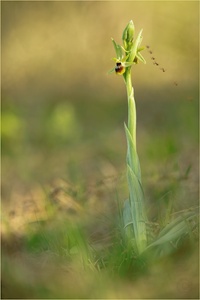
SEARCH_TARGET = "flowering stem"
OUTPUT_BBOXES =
[110,20,198,259]
[123,66,147,255]
[124,69,136,149]
[110,20,148,255]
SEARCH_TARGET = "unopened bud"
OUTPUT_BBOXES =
[122,20,135,51]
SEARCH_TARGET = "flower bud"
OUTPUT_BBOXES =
[122,20,135,51]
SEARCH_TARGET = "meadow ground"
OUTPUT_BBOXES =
[1,1,199,299]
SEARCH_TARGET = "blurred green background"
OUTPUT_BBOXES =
[2,0,199,187]
[1,1,199,298]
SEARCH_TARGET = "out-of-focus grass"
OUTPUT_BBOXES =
[2,212,199,298]
[1,1,199,299]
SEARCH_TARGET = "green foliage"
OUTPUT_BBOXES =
[46,103,81,144]
[25,218,92,268]
[1,110,25,151]
[146,211,198,258]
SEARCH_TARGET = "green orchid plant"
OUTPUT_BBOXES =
[109,20,198,259]
[110,20,147,256]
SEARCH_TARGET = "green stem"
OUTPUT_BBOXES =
[123,67,147,255]
[124,69,136,150]
[123,68,141,181]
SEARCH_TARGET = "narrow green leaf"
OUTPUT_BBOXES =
[146,212,198,250]
[158,212,195,237]
[127,165,147,254]
[123,199,135,246]
[124,123,141,181]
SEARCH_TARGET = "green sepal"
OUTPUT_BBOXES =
[111,38,124,60]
